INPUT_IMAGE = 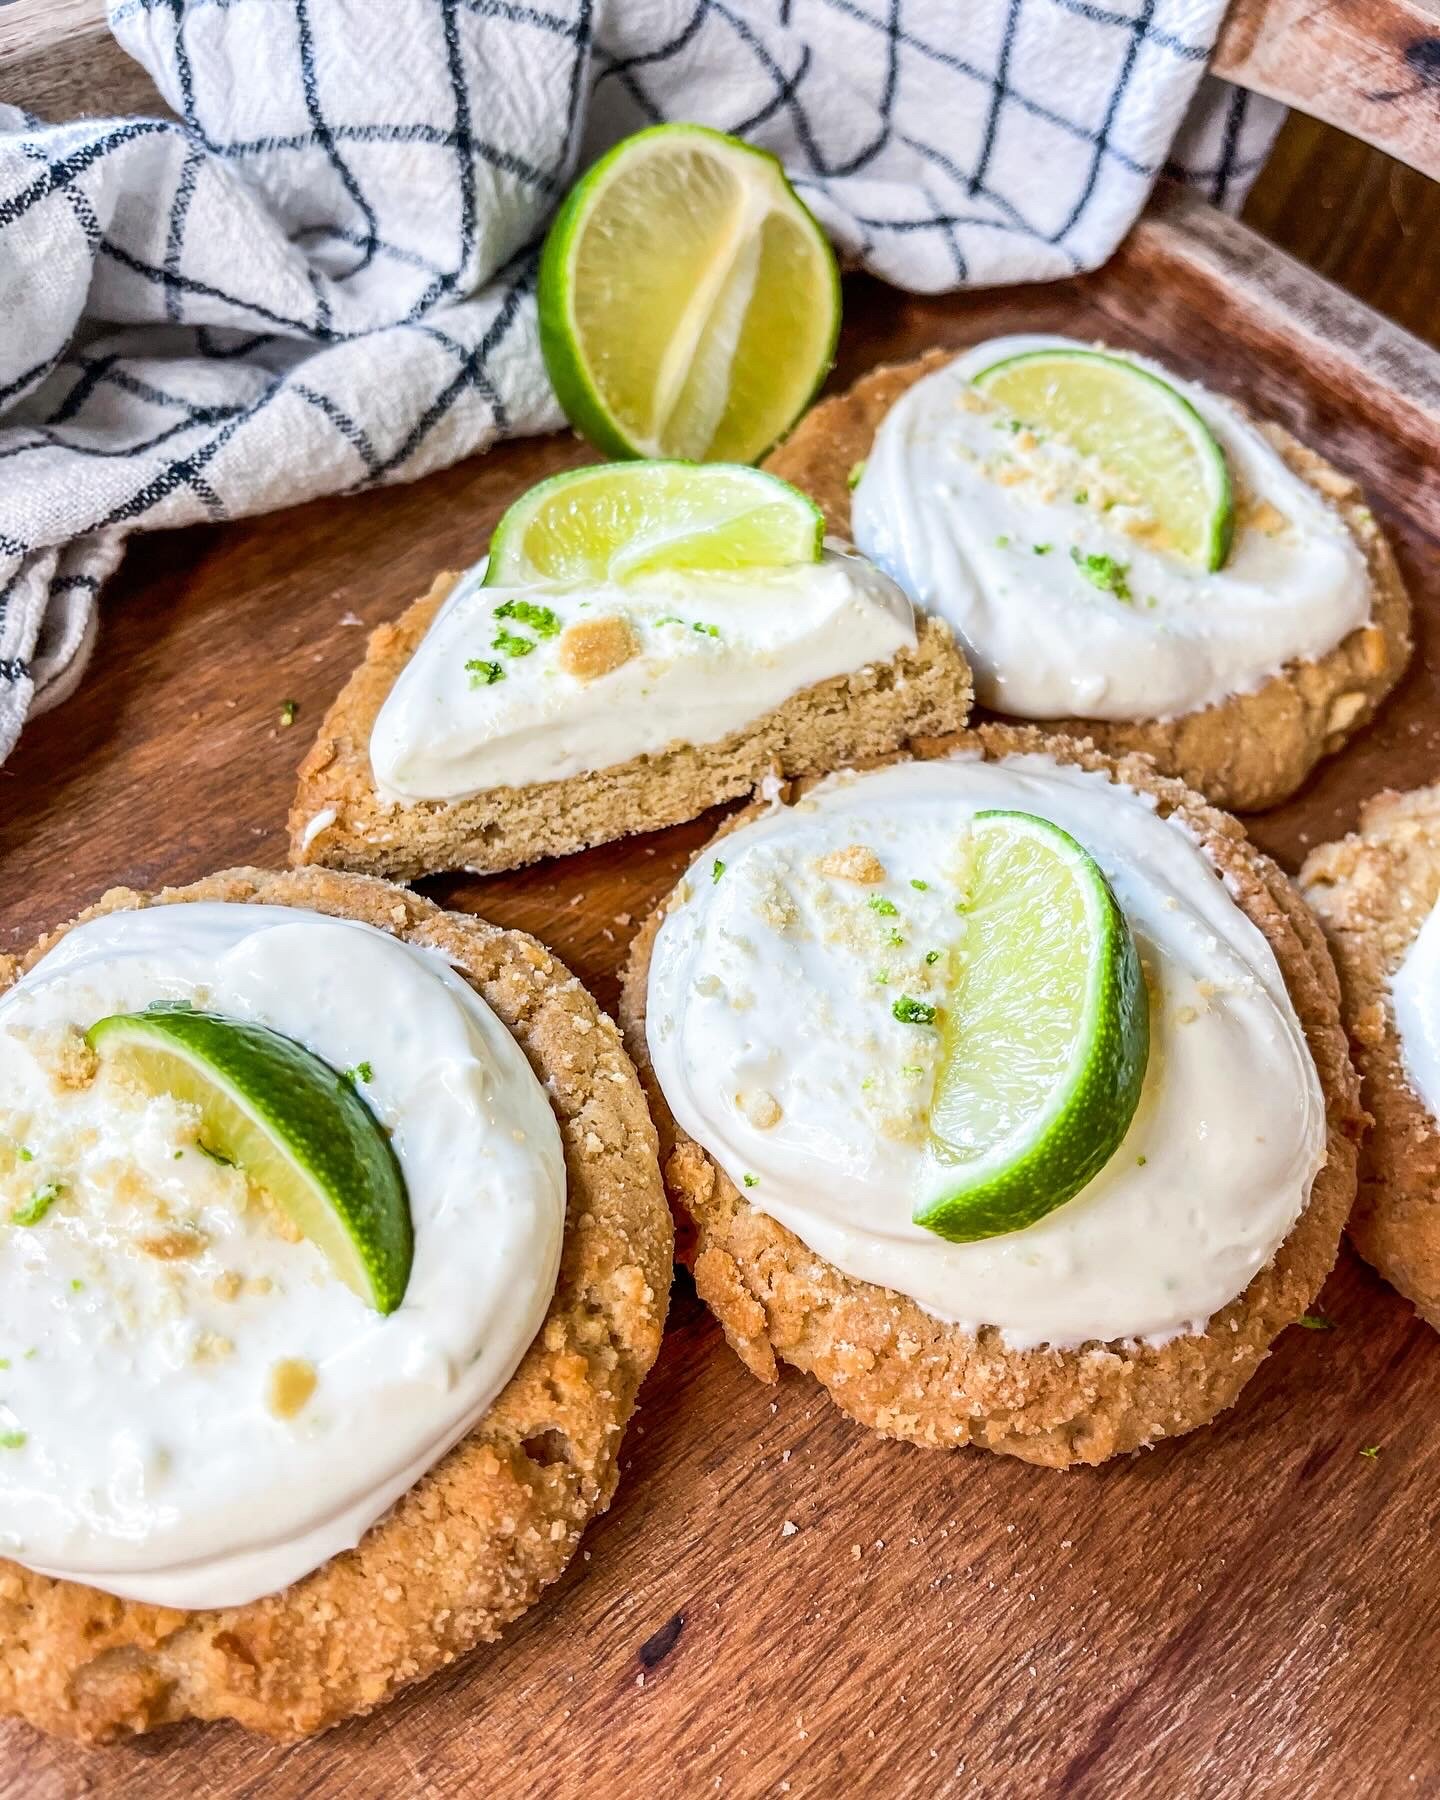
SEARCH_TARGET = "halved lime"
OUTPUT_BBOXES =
[484,460,824,586]
[972,348,1234,570]
[915,811,1149,1243]
[538,123,841,463]
[87,1005,412,1313]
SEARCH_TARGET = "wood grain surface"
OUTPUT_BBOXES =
[2,199,1440,1798]
[1215,0,1440,179]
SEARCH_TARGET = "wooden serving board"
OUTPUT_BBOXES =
[2,192,1438,1798]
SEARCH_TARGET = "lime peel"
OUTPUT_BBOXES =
[972,348,1234,571]
[538,123,841,464]
[87,1005,413,1314]
[483,460,824,587]
[915,810,1149,1243]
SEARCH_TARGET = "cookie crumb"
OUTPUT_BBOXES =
[560,615,638,682]
[817,844,886,885]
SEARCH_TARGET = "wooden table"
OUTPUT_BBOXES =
[2,190,1439,1797]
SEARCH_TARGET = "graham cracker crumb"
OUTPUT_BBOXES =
[559,615,638,683]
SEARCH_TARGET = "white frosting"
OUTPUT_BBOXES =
[646,754,1326,1347]
[0,903,565,1609]
[369,545,915,802]
[852,334,1370,722]
[1391,896,1440,1119]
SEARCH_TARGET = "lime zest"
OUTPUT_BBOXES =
[10,1184,61,1227]
[893,996,937,1026]
[494,598,561,638]
[1071,548,1133,602]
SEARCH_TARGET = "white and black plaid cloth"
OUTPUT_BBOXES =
[0,0,1283,763]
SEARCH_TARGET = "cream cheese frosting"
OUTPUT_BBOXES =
[369,544,916,802]
[1391,895,1440,1120]
[851,334,1371,722]
[0,903,565,1609]
[645,754,1327,1348]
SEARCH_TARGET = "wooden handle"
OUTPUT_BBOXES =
[1215,0,1440,180]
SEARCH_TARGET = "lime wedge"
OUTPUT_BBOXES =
[916,811,1149,1243]
[484,460,824,586]
[972,348,1234,570]
[538,123,841,463]
[87,1005,412,1313]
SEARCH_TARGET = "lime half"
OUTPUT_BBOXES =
[87,1005,413,1313]
[485,460,823,585]
[916,811,1149,1243]
[538,123,841,463]
[972,348,1234,570]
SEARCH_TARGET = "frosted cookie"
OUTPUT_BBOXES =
[290,463,971,880]
[1302,785,1440,1328]
[764,339,1411,812]
[0,867,671,1742]
[620,728,1361,1466]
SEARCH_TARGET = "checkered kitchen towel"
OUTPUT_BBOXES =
[0,0,1284,763]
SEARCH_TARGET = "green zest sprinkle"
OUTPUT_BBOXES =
[492,627,536,658]
[1136,1154,1148,1167]
[743,1174,758,1189]
[909,879,928,891]
[711,859,726,884]
[0,1431,26,1451]
[868,896,899,917]
[994,534,1011,548]
[900,1065,924,1080]
[861,1075,875,1091]
[887,929,904,947]
[343,1061,374,1086]
[1070,548,1133,603]
[1073,488,1089,505]
[0,1360,9,1371]
[11,1184,61,1227]
[846,460,868,491]
[279,698,298,727]
[1359,1444,1380,1459]
[1033,543,1052,556]
[466,658,505,687]
[892,996,937,1026]
[69,1280,84,1293]
[692,621,721,638]
[924,949,941,965]
[23,1349,36,1361]
[16,1147,32,1163]
[874,969,890,985]
[655,615,684,627]
[494,598,561,638]
[1298,1314,1334,1331]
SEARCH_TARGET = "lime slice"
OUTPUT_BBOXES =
[972,348,1234,570]
[538,123,841,463]
[484,460,823,586]
[915,811,1149,1243]
[87,1005,412,1313]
